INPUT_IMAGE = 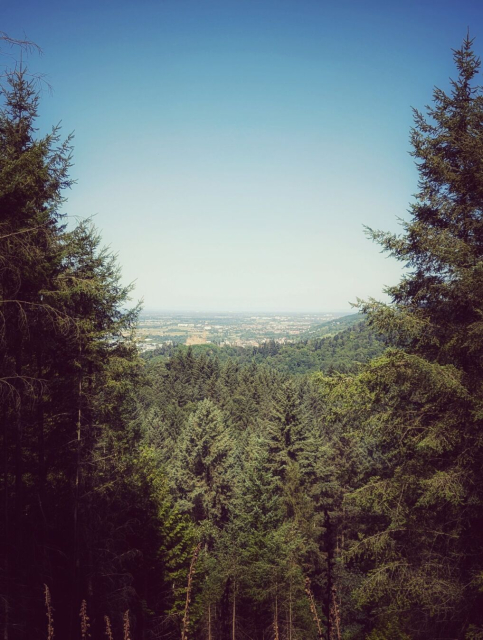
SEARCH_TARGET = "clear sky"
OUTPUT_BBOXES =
[2,0,483,312]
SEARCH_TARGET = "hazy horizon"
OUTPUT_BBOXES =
[139,308,355,315]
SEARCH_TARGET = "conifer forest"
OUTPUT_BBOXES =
[2,31,483,640]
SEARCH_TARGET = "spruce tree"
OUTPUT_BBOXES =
[353,36,483,637]
[362,35,483,376]
[172,399,234,531]
[0,66,73,637]
[0,62,176,639]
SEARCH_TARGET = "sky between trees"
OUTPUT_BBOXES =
[3,0,483,311]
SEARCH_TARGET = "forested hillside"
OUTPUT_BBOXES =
[2,34,483,640]
[147,318,386,375]
[299,313,364,339]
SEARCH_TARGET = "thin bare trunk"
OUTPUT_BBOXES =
[2,409,9,640]
[324,509,334,640]
[14,337,23,532]
[329,588,341,640]
[104,616,114,640]
[11,338,23,637]
[80,599,90,639]
[181,543,201,640]
[37,347,47,575]
[305,577,323,639]
[288,579,293,640]
[273,591,280,640]
[71,360,82,638]
[123,610,131,640]
[74,375,82,562]
[232,579,236,640]
[36,348,45,497]
[44,584,54,640]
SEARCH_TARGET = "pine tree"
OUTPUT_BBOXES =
[362,36,483,376]
[0,66,73,637]
[0,62,167,639]
[172,399,234,532]
[353,36,483,637]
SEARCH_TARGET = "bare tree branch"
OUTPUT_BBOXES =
[0,30,52,92]
[0,31,42,56]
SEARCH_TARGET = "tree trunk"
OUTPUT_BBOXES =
[273,591,279,640]
[71,357,83,639]
[324,509,334,640]
[36,346,47,565]
[288,578,293,640]
[13,336,23,533]
[2,407,9,640]
[232,579,236,640]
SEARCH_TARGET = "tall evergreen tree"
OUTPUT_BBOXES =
[353,36,483,637]
[0,66,73,637]
[0,61,194,639]
[172,399,234,532]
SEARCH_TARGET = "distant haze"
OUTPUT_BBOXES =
[139,309,355,315]
[4,0,482,311]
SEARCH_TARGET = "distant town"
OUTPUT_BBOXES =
[135,312,350,351]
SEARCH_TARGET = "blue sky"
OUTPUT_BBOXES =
[2,0,483,311]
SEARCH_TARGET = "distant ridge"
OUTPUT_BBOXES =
[299,312,362,339]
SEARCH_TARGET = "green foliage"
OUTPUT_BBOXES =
[146,319,386,376]
[350,36,483,637]
[365,616,411,640]
[0,65,193,639]
[6,32,483,640]
[172,399,235,530]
